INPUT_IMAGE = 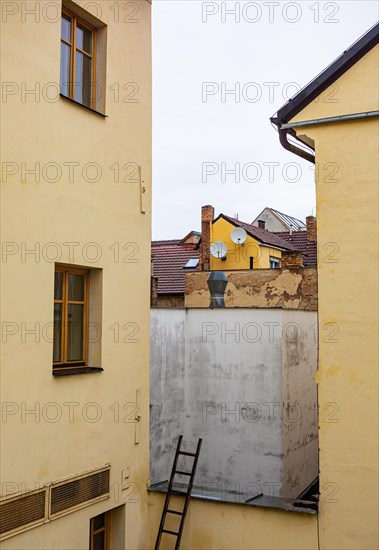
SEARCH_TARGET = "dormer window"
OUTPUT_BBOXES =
[184,258,199,269]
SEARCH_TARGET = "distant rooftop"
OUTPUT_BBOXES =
[151,237,199,295]
[269,208,306,231]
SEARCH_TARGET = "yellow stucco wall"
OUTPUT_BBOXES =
[148,493,318,550]
[289,45,379,550]
[1,1,151,548]
[210,217,282,270]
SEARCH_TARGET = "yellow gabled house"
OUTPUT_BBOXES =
[200,205,316,271]
[210,213,285,270]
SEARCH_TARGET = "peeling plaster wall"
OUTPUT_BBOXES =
[150,308,318,498]
[185,268,317,310]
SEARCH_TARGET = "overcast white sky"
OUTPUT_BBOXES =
[152,1,378,239]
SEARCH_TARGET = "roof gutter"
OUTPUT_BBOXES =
[277,109,379,164]
[281,110,379,129]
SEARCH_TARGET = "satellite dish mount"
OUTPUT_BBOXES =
[210,241,228,260]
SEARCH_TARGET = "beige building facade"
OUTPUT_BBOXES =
[1,1,151,548]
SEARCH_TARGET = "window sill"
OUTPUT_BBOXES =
[148,481,318,515]
[52,367,103,377]
[60,94,107,118]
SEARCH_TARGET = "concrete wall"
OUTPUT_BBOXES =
[282,310,319,498]
[1,2,151,548]
[150,308,318,498]
[150,309,186,482]
[186,268,318,310]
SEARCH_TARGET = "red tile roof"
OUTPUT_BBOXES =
[275,231,317,267]
[219,214,299,251]
[151,241,199,295]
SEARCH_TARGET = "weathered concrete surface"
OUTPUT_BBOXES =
[150,308,318,498]
[150,309,186,483]
[185,268,317,310]
[282,310,319,498]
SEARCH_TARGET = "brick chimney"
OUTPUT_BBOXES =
[282,250,304,268]
[306,215,317,242]
[200,205,214,271]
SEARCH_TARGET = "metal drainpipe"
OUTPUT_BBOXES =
[279,128,315,164]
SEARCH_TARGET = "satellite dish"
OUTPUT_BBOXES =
[231,227,247,245]
[210,241,228,259]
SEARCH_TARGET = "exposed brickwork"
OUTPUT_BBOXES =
[157,295,185,307]
[281,250,304,268]
[306,216,317,242]
[150,276,159,306]
[185,268,318,310]
[200,205,215,271]
[276,230,317,268]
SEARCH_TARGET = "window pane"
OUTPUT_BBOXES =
[68,274,85,301]
[54,272,63,300]
[61,14,71,42]
[53,304,62,362]
[93,531,105,550]
[60,42,71,97]
[76,24,92,54]
[75,52,92,108]
[67,304,84,361]
[92,513,105,531]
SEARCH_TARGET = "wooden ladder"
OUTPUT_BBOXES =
[154,435,202,550]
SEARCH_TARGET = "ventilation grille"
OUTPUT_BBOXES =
[0,466,110,540]
[50,469,110,516]
[0,489,46,537]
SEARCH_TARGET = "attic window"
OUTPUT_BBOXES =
[258,220,265,229]
[184,258,199,269]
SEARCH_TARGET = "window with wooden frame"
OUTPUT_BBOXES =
[90,512,111,550]
[60,7,97,109]
[53,266,90,371]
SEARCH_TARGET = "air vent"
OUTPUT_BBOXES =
[50,468,110,517]
[0,489,47,538]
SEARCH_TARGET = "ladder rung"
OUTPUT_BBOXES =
[162,529,179,536]
[175,470,192,476]
[167,509,183,515]
[179,451,196,457]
